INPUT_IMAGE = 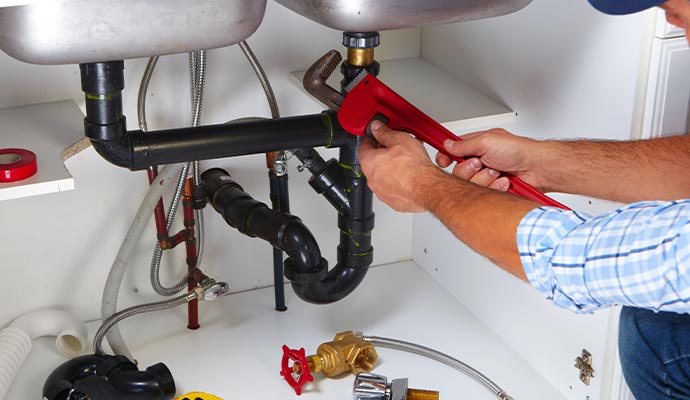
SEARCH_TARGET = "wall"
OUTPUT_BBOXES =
[0,1,419,324]
[415,1,654,399]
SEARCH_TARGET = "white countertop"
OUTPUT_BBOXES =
[8,261,564,399]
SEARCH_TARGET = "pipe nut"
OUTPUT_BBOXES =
[342,32,380,49]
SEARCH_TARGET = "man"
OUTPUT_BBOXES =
[358,0,690,398]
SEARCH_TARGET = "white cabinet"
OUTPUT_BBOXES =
[641,11,690,139]
[654,8,685,39]
[417,2,655,400]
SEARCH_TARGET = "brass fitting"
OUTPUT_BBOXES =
[306,331,377,378]
[406,389,440,400]
[347,48,375,67]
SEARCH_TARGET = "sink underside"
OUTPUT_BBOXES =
[274,0,533,32]
[0,0,267,65]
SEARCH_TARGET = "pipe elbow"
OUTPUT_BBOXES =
[288,265,367,304]
[279,219,323,271]
[90,138,134,170]
[9,308,87,357]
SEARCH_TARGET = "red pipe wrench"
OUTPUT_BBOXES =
[337,71,569,210]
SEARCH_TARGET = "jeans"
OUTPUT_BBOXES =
[619,306,690,399]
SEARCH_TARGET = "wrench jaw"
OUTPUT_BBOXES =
[303,49,345,110]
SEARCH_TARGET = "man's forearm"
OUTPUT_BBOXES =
[416,168,540,280]
[536,134,690,202]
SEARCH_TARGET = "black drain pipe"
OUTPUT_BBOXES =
[43,354,175,400]
[80,61,348,171]
[201,169,328,287]
[289,141,374,303]
[80,60,374,304]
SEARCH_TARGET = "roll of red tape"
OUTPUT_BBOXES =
[0,148,37,183]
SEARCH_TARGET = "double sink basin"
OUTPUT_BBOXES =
[0,0,531,64]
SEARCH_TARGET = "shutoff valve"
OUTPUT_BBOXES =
[281,331,378,395]
[353,373,440,400]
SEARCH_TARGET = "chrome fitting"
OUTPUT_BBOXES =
[343,32,380,49]
[274,150,290,177]
[353,373,390,400]
[200,279,230,300]
[353,373,439,400]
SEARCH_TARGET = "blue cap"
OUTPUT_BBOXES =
[588,0,666,15]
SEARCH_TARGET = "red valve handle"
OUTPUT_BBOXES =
[280,345,314,395]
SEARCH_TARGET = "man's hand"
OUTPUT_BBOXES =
[359,121,444,212]
[435,128,545,192]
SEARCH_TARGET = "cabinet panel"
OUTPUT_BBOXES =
[642,37,690,138]
[654,9,684,39]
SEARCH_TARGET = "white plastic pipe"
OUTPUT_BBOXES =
[0,309,87,400]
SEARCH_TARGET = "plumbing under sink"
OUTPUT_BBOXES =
[273,0,533,32]
[0,0,267,65]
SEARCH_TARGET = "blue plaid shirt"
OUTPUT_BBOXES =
[517,200,690,314]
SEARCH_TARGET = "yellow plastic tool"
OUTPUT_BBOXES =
[175,392,223,400]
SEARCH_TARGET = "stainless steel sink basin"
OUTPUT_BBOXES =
[0,0,267,65]
[274,0,532,32]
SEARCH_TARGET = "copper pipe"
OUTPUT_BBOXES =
[265,152,276,171]
[146,167,169,238]
[183,178,199,330]
[168,230,188,248]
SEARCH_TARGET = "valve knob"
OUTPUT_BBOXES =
[280,345,314,395]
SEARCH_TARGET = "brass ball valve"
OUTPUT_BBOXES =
[281,331,378,395]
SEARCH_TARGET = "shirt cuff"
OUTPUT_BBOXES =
[517,207,594,312]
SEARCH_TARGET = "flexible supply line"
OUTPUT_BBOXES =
[361,335,515,400]
[95,279,228,356]
[0,309,87,400]
[136,51,208,297]
[101,164,184,360]
[137,55,189,297]
[137,56,159,132]
[239,41,279,120]
[190,50,207,269]
[95,291,191,356]
[149,163,191,296]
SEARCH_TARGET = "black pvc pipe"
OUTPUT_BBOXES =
[293,147,351,215]
[80,61,349,171]
[270,170,289,312]
[79,60,375,305]
[288,136,374,303]
[43,354,175,400]
[128,114,347,170]
[202,168,327,278]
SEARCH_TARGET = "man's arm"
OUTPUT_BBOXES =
[360,122,690,314]
[439,129,690,203]
[358,121,541,280]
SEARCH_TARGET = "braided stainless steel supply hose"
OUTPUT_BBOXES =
[136,52,207,297]
[239,40,280,119]
[360,334,515,400]
[95,280,229,356]
[190,50,207,269]
[137,56,158,132]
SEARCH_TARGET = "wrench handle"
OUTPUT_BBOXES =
[338,74,569,210]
